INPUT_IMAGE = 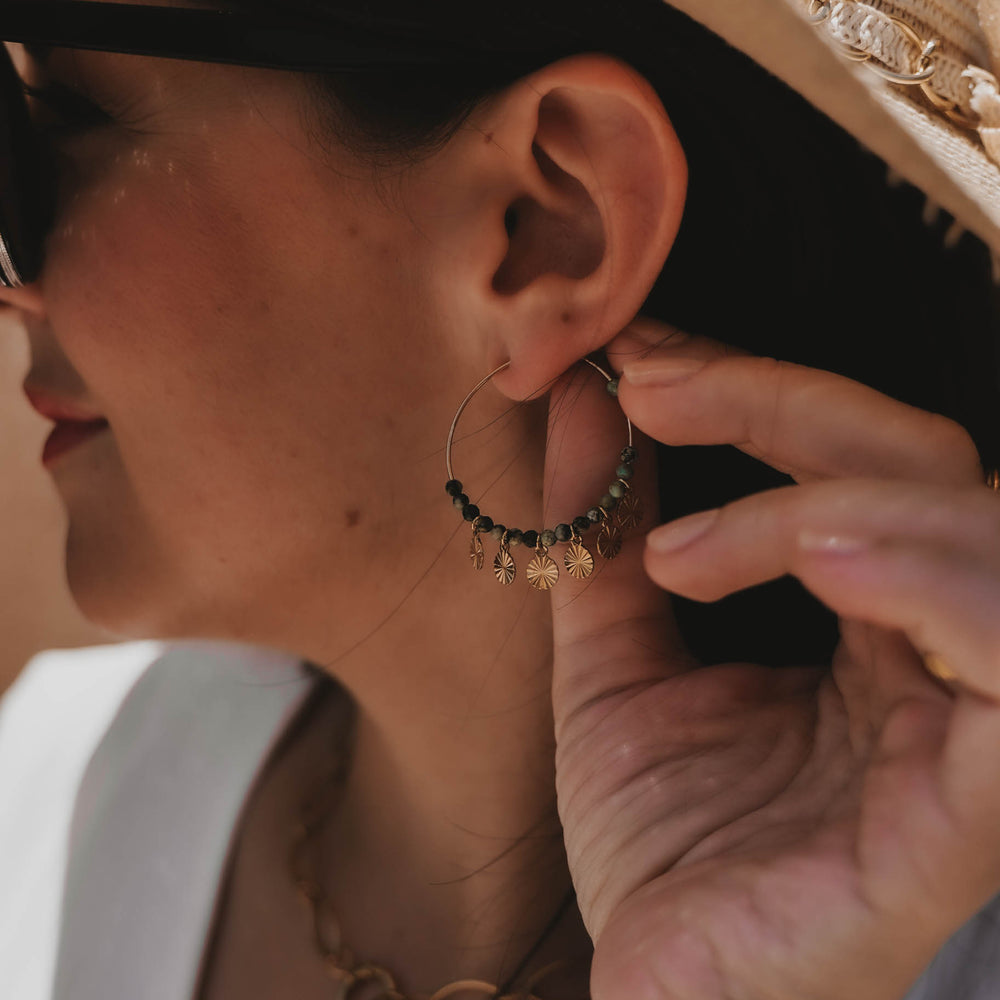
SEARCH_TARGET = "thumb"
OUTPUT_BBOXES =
[545,359,688,729]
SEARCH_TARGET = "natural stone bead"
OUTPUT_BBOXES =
[463,504,480,522]
[446,479,464,496]
[522,530,539,549]
[508,529,524,547]
[490,523,506,541]
[616,463,633,480]
[477,515,494,534]
[572,516,590,534]
[586,507,604,523]
[540,530,557,547]
[605,379,619,398]
[620,447,637,465]
[600,494,619,511]
[609,481,626,499]
[453,493,469,509]
[554,523,572,543]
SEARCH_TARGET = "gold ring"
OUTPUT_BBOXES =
[923,652,959,683]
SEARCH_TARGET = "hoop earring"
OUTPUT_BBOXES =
[445,358,643,591]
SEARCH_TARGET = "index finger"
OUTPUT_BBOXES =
[608,319,984,488]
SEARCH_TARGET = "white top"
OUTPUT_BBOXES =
[0,640,996,1000]
[0,640,315,1000]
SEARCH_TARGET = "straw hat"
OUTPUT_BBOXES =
[667,0,1000,259]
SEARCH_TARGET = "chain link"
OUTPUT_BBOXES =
[803,0,991,130]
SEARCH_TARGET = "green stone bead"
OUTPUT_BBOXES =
[600,494,618,511]
[620,447,637,465]
[554,523,572,543]
[616,463,633,480]
[540,530,557,547]
[605,379,619,398]
[586,507,603,523]
[609,481,626,499]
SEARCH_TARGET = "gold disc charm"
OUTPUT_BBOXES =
[564,538,595,579]
[494,543,516,585]
[597,519,623,560]
[615,489,644,530]
[526,547,560,591]
[469,530,485,570]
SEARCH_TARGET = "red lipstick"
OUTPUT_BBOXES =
[41,419,109,466]
[23,387,110,466]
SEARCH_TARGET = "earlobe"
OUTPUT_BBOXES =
[469,54,687,401]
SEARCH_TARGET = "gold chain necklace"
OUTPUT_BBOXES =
[287,688,584,1000]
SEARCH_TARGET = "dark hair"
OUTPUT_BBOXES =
[226,0,1000,668]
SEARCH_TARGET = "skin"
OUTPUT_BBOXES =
[4,4,1000,1000]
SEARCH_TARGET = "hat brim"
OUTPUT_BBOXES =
[668,0,1000,254]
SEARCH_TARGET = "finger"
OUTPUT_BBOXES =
[605,315,746,368]
[643,478,1000,700]
[608,319,983,487]
[543,363,691,730]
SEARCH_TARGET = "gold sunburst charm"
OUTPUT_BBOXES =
[564,540,595,579]
[493,547,516,585]
[597,521,623,560]
[469,530,485,570]
[526,552,560,591]
[616,490,644,530]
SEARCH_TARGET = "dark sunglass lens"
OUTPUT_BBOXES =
[0,45,52,287]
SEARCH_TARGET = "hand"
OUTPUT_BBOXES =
[545,318,1000,1000]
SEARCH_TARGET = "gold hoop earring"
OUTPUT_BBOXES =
[445,358,643,590]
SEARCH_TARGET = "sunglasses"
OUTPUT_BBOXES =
[0,0,555,289]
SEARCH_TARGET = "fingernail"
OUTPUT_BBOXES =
[647,509,719,553]
[622,357,707,387]
[797,530,871,554]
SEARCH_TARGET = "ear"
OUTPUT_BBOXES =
[430,53,687,401]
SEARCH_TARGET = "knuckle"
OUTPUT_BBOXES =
[916,413,982,482]
[741,356,794,449]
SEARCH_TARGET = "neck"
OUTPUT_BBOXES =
[317,569,588,994]
[300,397,591,995]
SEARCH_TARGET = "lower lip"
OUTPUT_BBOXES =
[42,420,109,466]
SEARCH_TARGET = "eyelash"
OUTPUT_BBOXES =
[21,81,115,136]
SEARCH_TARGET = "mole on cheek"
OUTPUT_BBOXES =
[345,509,362,528]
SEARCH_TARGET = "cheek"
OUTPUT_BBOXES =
[37,138,438,629]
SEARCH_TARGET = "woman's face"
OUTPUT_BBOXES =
[3,23,486,650]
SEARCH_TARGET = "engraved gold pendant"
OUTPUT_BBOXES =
[494,541,516,585]
[564,535,595,579]
[526,545,560,591]
[597,519,623,560]
[616,488,644,531]
[470,529,485,570]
